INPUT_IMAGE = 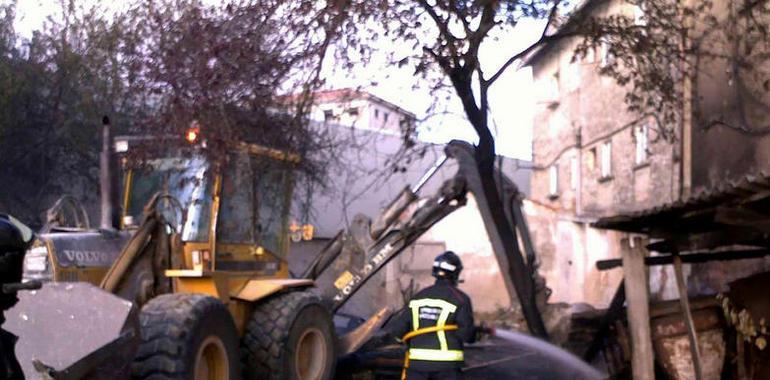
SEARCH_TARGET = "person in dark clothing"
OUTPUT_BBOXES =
[388,251,475,380]
[0,214,34,380]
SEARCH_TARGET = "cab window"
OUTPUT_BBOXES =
[253,157,291,256]
[217,152,255,243]
[125,156,213,242]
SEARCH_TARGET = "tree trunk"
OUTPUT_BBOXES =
[476,153,549,339]
[450,67,548,338]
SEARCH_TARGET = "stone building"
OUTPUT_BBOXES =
[524,0,672,308]
[524,0,770,309]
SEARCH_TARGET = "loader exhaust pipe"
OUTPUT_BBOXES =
[100,116,115,230]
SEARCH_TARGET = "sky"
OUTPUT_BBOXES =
[12,0,541,160]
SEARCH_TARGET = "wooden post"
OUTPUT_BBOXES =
[672,253,703,380]
[622,236,655,380]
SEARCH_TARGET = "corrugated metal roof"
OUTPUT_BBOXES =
[594,172,770,232]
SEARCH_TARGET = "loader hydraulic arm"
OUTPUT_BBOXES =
[306,140,548,339]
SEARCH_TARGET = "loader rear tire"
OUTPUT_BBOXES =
[132,293,240,380]
[241,290,335,380]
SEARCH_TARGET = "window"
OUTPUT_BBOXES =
[252,159,291,257]
[549,165,559,196]
[323,109,334,121]
[347,107,359,116]
[374,109,380,119]
[570,156,578,190]
[553,72,560,94]
[383,112,389,123]
[126,156,212,242]
[633,2,647,27]
[600,141,612,179]
[218,152,255,243]
[540,72,560,103]
[565,61,580,92]
[635,124,649,165]
[586,147,597,170]
[600,40,614,68]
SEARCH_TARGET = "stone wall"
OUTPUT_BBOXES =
[523,200,624,307]
[690,0,770,192]
[528,0,681,307]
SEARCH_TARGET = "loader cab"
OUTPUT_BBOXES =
[117,134,297,279]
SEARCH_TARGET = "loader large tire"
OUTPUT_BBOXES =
[132,293,240,380]
[241,291,335,380]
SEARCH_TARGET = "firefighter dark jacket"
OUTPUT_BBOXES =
[387,278,475,371]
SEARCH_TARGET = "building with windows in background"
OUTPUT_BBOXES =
[525,0,770,312]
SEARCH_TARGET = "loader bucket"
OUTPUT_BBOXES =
[4,282,139,380]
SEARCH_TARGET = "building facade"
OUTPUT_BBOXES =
[309,88,417,134]
[526,0,770,308]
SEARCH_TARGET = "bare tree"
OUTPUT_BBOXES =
[327,0,590,338]
[0,0,359,223]
[322,0,770,335]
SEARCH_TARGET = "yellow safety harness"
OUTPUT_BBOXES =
[400,298,465,380]
[400,325,460,380]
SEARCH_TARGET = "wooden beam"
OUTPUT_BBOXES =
[738,188,770,205]
[596,248,770,271]
[714,206,770,230]
[647,228,769,253]
[583,281,626,362]
[672,254,703,380]
[622,237,655,380]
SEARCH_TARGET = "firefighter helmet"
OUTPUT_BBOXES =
[432,251,463,281]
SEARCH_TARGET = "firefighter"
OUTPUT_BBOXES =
[0,214,34,380]
[388,251,475,380]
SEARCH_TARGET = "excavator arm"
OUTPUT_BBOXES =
[306,140,548,341]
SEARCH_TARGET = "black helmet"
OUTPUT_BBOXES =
[0,214,32,252]
[432,251,463,281]
[0,214,33,312]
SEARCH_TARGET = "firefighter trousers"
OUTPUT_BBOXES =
[404,368,461,380]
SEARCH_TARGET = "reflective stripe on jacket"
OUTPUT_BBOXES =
[387,278,475,372]
[407,298,464,361]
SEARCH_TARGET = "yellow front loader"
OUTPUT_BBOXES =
[12,121,550,380]
[19,130,336,380]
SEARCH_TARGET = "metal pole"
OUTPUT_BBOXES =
[411,154,447,194]
[99,116,113,230]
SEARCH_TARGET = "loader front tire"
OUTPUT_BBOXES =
[241,290,335,380]
[132,293,240,380]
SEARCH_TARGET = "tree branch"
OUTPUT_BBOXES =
[487,29,577,86]
[416,0,461,67]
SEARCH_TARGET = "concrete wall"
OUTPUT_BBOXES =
[289,202,516,320]
[289,132,530,318]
